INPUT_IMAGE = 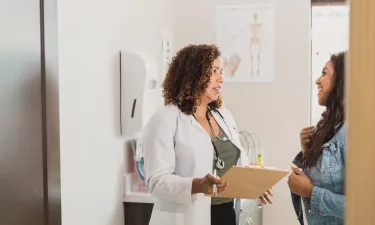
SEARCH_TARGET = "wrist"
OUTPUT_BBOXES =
[191,178,202,194]
[306,185,314,198]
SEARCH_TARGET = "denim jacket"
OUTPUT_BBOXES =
[291,123,346,225]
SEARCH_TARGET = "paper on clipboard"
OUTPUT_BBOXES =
[206,166,290,199]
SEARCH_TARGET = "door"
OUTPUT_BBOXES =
[347,0,375,224]
[310,4,349,126]
[0,0,45,224]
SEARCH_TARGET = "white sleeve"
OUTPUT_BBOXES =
[143,111,194,204]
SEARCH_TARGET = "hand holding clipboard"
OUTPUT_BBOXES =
[205,166,289,200]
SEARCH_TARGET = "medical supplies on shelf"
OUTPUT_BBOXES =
[130,131,147,193]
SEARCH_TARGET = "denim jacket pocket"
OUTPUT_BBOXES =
[316,142,339,176]
[315,141,345,193]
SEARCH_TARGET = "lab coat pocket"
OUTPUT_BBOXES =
[175,141,196,170]
[175,137,213,175]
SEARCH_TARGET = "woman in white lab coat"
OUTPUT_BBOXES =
[143,44,273,225]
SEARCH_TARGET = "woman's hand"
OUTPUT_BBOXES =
[259,188,274,204]
[191,173,227,195]
[288,166,314,198]
[300,126,315,154]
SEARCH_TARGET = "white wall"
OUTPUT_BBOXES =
[58,0,125,223]
[172,1,311,225]
[57,0,173,224]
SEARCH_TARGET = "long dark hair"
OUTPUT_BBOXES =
[301,51,346,168]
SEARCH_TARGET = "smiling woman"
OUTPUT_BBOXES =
[142,44,273,225]
[304,52,345,169]
[289,51,347,225]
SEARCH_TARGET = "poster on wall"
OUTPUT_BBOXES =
[216,5,275,83]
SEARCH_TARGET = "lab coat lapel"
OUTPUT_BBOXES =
[212,111,243,152]
[212,111,230,136]
[188,113,207,133]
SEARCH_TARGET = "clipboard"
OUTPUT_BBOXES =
[205,166,290,199]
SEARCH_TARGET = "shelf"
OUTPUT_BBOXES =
[122,173,154,204]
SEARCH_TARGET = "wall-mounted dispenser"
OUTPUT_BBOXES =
[120,51,163,137]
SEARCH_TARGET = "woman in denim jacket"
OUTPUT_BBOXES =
[288,51,346,225]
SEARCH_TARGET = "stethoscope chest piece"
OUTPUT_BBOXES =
[192,106,233,171]
[216,157,225,170]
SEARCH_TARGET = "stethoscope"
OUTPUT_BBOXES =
[193,107,234,171]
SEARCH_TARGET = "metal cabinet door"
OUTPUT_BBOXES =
[0,0,45,224]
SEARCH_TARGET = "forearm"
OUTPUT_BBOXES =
[147,174,194,204]
[310,186,345,218]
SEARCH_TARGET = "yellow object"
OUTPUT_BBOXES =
[257,154,263,166]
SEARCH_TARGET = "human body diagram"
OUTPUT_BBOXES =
[225,13,264,77]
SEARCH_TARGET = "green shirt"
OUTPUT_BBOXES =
[211,127,241,205]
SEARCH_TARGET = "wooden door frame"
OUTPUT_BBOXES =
[346,0,375,224]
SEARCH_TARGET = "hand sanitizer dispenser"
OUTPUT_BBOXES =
[120,51,163,137]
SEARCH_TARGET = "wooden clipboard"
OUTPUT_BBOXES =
[205,166,290,199]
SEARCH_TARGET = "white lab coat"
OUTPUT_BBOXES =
[143,105,249,225]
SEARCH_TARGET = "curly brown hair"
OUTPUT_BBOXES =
[162,44,223,115]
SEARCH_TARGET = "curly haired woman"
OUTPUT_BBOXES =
[143,44,273,225]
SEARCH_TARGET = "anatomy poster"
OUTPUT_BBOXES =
[216,5,275,83]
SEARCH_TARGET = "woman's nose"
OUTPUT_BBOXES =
[315,76,321,85]
[217,73,224,83]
